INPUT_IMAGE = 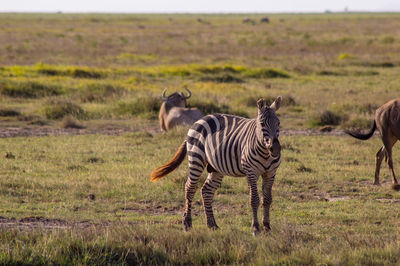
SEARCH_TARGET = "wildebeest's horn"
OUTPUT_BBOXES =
[162,88,168,100]
[184,87,192,99]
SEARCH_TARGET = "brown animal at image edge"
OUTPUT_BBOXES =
[346,98,400,190]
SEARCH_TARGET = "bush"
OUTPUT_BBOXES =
[79,84,126,103]
[237,95,295,108]
[115,95,160,118]
[0,80,62,98]
[337,53,356,60]
[382,36,395,44]
[199,74,244,83]
[246,68,290,78]
[188,99,231,115]
[0,108,20,117]
[310,110,348,127]
[61,115,85,129]
[44,100,86,120]
[71,69,102,79]
[196,65,239,74]
[319,110,343,125]
[343,118,372,130]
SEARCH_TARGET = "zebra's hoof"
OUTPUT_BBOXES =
[391,183,400,191]
[208,224,219,230]
[183,216,192,231]
[263,223,271,232]
[252,224,261,236]
[252,229,261,236]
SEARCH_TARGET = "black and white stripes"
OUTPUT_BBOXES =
[151,96,282,234]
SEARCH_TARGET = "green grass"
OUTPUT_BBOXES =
[1,129,400,264]
[2,13,400,264]
[1,13,400,129]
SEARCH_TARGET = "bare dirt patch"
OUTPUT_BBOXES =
[0,125,351,138]
[0,216,96,230]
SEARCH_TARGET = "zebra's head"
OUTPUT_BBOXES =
[256,96,282,158]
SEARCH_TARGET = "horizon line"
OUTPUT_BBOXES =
[1,10,400,14]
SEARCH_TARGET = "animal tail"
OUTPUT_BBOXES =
[345,120,377,140]
[150,140,187,182]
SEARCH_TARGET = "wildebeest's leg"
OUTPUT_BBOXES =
[382,134,398,184]
[201,172,223,229]
[246,171,260,235]
[374,146,385,185]
[261,174,275,231]
[159,115,167,132]
[183,162,205,231]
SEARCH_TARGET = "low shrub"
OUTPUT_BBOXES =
[309,110,348,127]
[199,74,244,83]
[246,68,290,78]
[44,100,86,120]
[237,95,296,108]
[79,84,126,103]
[61,115,85,129]
[195,65,239,74]
[0,80,62,98]
[0,108,20,117]
[36,64,103,79]
[17,115,48,126]
[343,118,373,130]
[115,95,160,118]
[337,53,356,60]
[382,35,395,44]
[71,69,102,79]
[188,99,231,115]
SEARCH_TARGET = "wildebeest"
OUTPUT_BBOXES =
[260,17,270,23]
[346,98,400,190]
[158,88,203,132]
[242,17,256,25]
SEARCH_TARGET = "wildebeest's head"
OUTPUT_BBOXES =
[161,87,192,108]
[256,96,281,158]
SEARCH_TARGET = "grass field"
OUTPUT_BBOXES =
[1,13,400,265]
[1,129,400,264]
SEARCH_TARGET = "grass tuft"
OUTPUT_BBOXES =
[0,108,20,117]
[188,99,232,115]
[0,79,62,98]
[200,74,244,83]
[44,99,86,120]
[79,83,126,103]
[310,110,348,127]
[114,95,160,118]
[60,115,85,129]
[337,53,356,60]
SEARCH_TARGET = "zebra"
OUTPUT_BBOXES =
[150,96,282,235]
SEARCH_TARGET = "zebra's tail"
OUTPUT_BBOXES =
[150,140,187,182]
[345,120,377,140]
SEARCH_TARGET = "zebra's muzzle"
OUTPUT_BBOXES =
[269,138,281,158]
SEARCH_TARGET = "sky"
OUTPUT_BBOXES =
[1,0,400,13]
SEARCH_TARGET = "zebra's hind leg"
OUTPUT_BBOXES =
[201,172,223,230]
[183,163,205,231]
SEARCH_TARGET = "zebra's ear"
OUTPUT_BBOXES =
[257,98,266,110]
[270,96,282,111]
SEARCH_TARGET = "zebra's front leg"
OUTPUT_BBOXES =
[261,174,275,232]
[201,172,223,229]
[246,172,260,235]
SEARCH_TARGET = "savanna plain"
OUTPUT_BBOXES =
[1,13,400,265]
